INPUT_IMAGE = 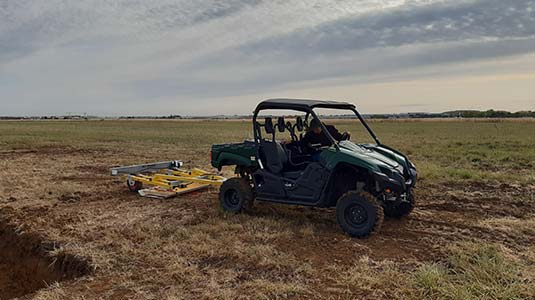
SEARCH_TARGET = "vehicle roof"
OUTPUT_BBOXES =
[255,98,355,111]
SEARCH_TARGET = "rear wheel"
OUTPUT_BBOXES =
[383,190,415,218]
[219,177,254,213]
[336,191,383,238]
[127,177,143,192]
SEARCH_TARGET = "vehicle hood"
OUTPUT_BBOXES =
[337,141,405,172]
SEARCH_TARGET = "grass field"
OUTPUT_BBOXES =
[0,119,534,300]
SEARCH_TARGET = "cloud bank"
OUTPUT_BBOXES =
[1,0,534,115]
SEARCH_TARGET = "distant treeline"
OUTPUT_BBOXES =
[367,110,535,119]
[119,115,183,119]
[1,110,534,120]
[0,115,90,120]
[442,110,535,118]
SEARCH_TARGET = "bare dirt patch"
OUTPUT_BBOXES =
[0,211,92,300]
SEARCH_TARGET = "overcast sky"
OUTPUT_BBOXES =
[1,0,534,116]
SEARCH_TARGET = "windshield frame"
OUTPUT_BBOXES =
[253,106,381,148]
[307,107,381,146]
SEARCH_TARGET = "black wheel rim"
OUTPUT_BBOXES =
[224,189,240,207]
[345,203,368,227]
[127,179,140,191]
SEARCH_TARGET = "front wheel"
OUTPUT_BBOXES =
[219,178,254,213]
[336,191,383,238]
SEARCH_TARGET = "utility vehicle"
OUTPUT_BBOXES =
[211,99,417,238]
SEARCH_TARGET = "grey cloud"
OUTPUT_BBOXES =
[127,37,535,99]
[1,0,535,115]
[0,0,264,63]
[238,0,535,55]
[126,0,535,98]
[118,0,264,33]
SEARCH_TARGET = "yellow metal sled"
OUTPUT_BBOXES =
[111,160,226,198]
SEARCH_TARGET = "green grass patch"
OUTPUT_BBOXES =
[414,243,534,300]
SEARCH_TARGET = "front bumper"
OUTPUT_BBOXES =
[373,167,417,194]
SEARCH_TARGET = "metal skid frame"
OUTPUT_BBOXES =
[111,160,226,195]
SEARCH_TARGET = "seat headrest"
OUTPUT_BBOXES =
[276,116,285,132]
[295,116,304,131]
[264,117,274,134]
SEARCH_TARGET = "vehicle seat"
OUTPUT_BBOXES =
[260,140,307,179]
[282,170,304,179]
[260,140,288,174]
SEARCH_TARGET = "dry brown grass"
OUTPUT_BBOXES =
[479,216,535,236]
[0,119,534,300]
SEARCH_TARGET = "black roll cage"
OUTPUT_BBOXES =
[252,102,382,152]
[250,99,413,179]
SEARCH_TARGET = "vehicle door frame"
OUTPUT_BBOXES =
[251,106,337,205]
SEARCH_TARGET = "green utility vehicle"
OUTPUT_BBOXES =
[211,99,417,238]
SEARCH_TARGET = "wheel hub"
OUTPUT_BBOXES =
[225,190,240,206]
[346,204,368,226]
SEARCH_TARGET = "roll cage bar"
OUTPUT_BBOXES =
[252,99,382,148]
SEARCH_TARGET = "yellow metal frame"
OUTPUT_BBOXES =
[167,168,226,184]
[127,167,226,192]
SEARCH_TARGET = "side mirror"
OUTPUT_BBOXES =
[265,117,274,134]
[295,116,304,131]
[277,117,285,132]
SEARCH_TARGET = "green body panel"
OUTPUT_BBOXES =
[212,140,407,176]
[320,147,381,172]
[320,141,404,174]
[365,145,409,169]
[211,142,258,169]
[210,138,415,202]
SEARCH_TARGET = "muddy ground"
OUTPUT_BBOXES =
[0,120,534,299]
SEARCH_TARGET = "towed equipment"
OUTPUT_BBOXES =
[111,160,226,198]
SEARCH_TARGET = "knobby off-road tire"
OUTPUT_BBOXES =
[219,177,254,213]
[383,190,415,219]
[336,191,384,238]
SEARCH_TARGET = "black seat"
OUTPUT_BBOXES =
[260,140,306,179]
[260,140,287,174]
